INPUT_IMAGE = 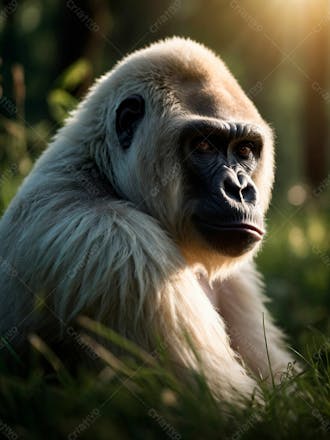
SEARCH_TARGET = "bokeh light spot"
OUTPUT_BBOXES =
[287,184,307,206]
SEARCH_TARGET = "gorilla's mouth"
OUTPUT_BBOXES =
[194,218,265,257]
[209,222,264,239]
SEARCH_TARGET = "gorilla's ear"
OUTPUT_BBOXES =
[116,94,145,149]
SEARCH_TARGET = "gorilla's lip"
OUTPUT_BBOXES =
[218,223,264,237]
[196,220,265,240]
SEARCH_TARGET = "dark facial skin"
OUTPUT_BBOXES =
[180,119,265,257]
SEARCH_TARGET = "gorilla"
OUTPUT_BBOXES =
[0,37,293,402]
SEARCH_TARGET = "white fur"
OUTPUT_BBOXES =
[0,37,292,402]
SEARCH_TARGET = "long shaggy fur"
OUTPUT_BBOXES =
[0,37,293,401]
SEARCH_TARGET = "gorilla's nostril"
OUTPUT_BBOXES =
[223,176,242,202]
[241,184,256,203]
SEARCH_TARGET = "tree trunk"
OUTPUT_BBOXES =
[304,0,329,187]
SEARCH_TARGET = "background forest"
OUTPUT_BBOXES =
[0,1,329,438]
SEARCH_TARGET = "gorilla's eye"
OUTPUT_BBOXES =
[116,94,145,149]
[235,142,255,160]
[195,139,216,153]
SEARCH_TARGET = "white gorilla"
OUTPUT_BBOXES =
[0,37,293,402]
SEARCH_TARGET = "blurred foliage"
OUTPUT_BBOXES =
[257,203,330,348]
[48,58,93,122]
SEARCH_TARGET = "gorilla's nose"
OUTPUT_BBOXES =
[222,172,257,204]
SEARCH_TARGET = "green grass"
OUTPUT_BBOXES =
[0,319,329,440]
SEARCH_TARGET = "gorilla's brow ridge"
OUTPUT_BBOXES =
[179,119,264,145]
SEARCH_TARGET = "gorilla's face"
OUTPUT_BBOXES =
[179,119,265,257]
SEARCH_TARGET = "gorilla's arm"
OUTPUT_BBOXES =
[212,266,294,382]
